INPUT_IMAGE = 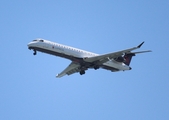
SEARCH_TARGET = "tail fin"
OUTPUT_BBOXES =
[124,53,135,66]
[123,50,152,66]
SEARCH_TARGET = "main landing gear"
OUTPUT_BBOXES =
[80,70,85,75]
[94,65,99,70]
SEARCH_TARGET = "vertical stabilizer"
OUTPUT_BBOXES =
[124,53,135,66]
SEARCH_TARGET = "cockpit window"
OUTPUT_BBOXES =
[33,39,44,42]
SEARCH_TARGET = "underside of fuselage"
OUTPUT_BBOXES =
[28,46,119,72]
[29,46,80,61]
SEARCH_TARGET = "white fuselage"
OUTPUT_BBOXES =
[28,39,130,71]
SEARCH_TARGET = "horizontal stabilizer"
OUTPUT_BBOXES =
[131,50,152,54]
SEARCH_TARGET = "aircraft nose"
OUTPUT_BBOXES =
[27,42,31,47]
[27,43,31,50]
[27,42,35,49]
[27,42,32,47]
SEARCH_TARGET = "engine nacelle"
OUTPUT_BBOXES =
[114,56,126,62]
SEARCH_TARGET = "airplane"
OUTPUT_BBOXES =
[27,39,151,78]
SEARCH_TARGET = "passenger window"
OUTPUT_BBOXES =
[40,40,44,42]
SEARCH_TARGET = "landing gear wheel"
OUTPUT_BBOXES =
[94,65,99,70]
[80,70,85,75]
[33,50,37,55]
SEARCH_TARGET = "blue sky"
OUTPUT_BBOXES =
[0,0,169,120]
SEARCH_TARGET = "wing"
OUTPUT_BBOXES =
[56,62,81,78]
[84,42,151,63]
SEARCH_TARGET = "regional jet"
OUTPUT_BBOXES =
[28,39,151,78]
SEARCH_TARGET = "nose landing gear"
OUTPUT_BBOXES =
[33,50,37,55]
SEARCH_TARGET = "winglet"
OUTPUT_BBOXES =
[56,74,60,78]
[137,41,144,48]
[56,73,67,78]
